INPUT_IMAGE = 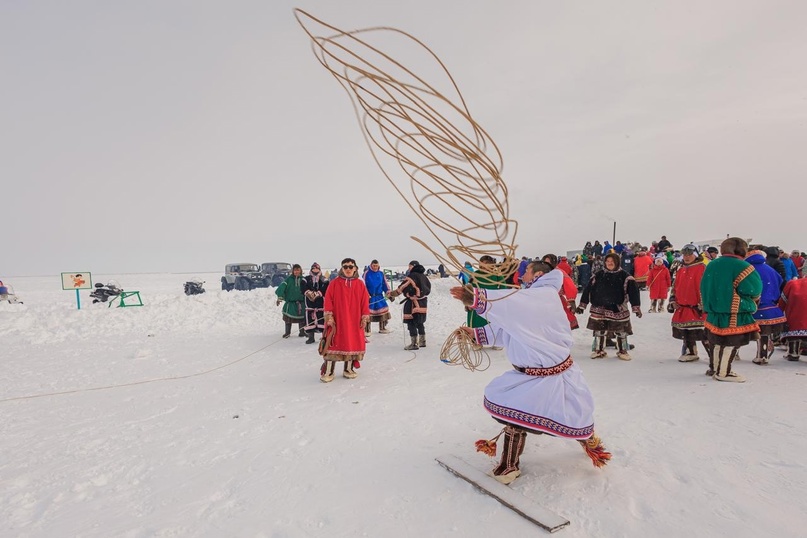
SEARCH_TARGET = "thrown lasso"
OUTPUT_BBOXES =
[294,9,520,287]
[295,9,518,365]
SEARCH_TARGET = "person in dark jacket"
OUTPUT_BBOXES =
[577,253,642,360]
[763,246,787,286]
[300,263,329,344]
[657,236,672,252]
[389,260,432,350]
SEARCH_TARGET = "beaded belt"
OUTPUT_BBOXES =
[513,356,573,377]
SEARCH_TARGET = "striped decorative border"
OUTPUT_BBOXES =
[483,397,594,439]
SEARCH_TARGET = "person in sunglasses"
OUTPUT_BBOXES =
[388,260,432,350]
[320,258,370,382]
[700,238,762,382]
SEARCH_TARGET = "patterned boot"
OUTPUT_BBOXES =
[714,346,744,382]
[320,360,336,383]
[404,336,419,351]
[590,331,607,359]
[786,341,801,361]
[616,336,632,361]
[491,425,527,484]
[417,334,426,348]
[753,336,770,365]
[343,360,358,379]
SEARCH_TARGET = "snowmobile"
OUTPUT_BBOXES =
[184,280,205,296]
[90,281,123,303]
[0,280,22,304]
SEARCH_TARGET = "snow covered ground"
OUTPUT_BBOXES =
[1,272,806,537]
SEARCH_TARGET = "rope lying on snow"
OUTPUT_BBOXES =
[0,338,283,403]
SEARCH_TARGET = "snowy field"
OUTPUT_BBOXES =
[1,272,806,537]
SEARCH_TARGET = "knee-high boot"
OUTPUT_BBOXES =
[753,335,770,364]
[379,320,390,334]
[679,334,699,362]
[283,322,292,338]
[616,335,631,360]
[649,299,657,313]
[703,340,715,375]
[343,360,358,379]
[417,334,426,348]
[714,345,744,382]
[320,360,336,383]
[786,340,801,360]
[404,335,419,351]
[658,299,665,312]
[591,331,606,358]
[492,425,527,484]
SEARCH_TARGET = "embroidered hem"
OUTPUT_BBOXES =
[483,397,594,439]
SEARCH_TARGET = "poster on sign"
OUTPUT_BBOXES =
[61,272,93,290]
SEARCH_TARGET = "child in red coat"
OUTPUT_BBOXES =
[647,256,672,313]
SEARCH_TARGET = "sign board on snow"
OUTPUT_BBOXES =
[61,272,93,290]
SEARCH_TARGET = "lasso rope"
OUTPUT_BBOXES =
[0,337,282,403]
[439,327,490,372]
[294,9,520,290]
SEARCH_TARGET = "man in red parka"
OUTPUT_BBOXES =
[320,257,370,382]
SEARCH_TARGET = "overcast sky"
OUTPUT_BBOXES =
[2,0,806,276]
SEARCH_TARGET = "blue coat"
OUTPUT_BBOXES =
[363,269,389,312]
[746,252,785,323]
[783,258,799,282]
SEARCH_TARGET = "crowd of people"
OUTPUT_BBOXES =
[271,234,806,484]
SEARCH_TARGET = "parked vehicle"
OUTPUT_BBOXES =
[0,280,22,304]
[221,263,265,291]
[184,280,205,296]
[260,262,292,287]
[90,281,123,303]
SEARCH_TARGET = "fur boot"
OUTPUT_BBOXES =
[591,331,607,359]
[404,336,419,351]
[320,361,336,383]
[379,320,390,334]
[714,345,745,382]
[658,299,665,312]
[648,300,657,313]
[753,336,770,365]
[616,335,632,361]
[417,334,426,348]
[282,322,292,339]
[343,360,358,379]
[678,336,699,362]
[786,341,801,361]
[492,425,527,484]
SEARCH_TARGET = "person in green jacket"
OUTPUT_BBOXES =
[700,237,762,383]
[466,256,507,348]
[276,264,306,338]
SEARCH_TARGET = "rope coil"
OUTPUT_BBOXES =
[439,327,490,372]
